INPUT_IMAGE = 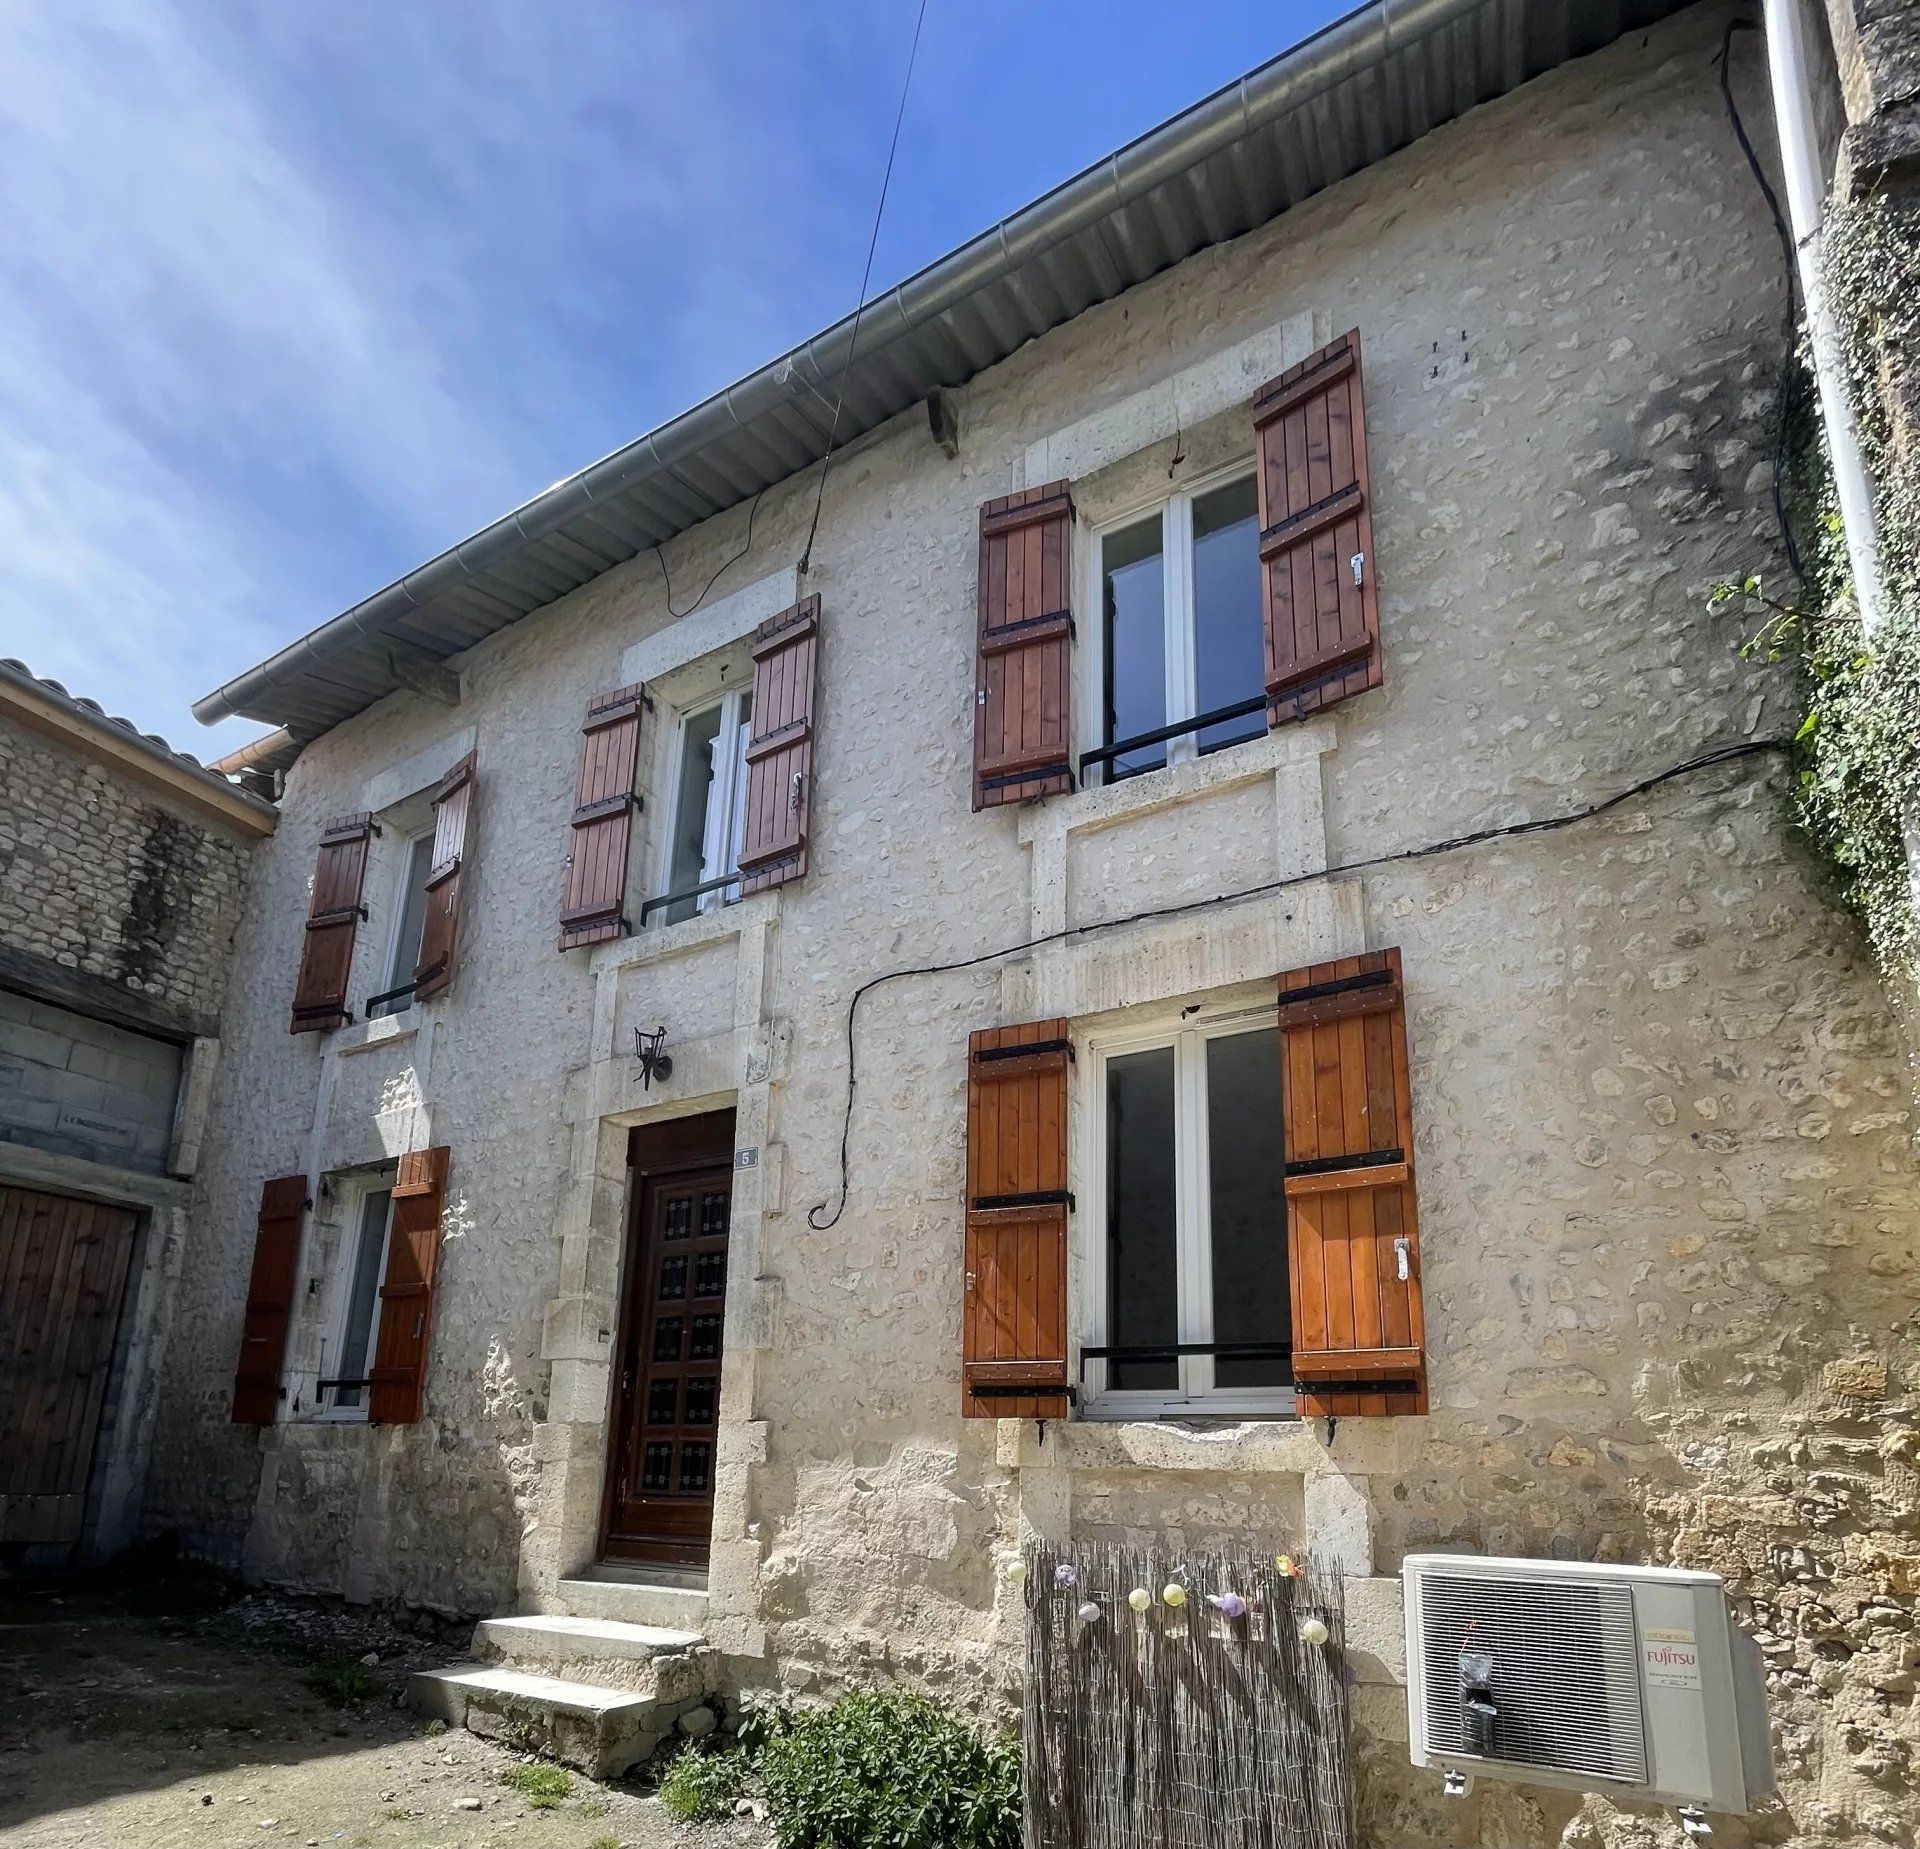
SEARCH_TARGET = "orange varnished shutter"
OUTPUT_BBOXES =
[290,814,375,1033]
[738,596,819,895]
[559,684,647,951]
[1254,329,1382,725]
[231,1175,307,1424]
[413,751,475,1001]
[367,1145,450,1425]
[962,1020,1071,1418]
[1279,948,1426,1416]
[974,483,1074,810]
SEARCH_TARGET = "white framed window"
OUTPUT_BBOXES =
[315,1175,396,1421]
[378,828,437,1001]
[654,687,754,926]
[1081,1007,1293,1418]
[1084,462,1264,784]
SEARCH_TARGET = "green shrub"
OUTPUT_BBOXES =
[305,1656,378,1707]
[658,1745,747,1823]
[754,1691,1019,1849]
[497,1762,572,1809]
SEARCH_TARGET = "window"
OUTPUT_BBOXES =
[654,688,753,925]
[1090,469,1264,782]
[1085,1013,1291,1415]
[378,830,437,1001]
[318,1178,395,1419]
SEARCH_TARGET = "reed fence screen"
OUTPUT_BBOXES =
[1023,1541,1352,1849]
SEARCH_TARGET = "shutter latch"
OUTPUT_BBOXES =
[1350,552,1365,588]
[791,770,805,811]
[965,1270,977,1293]
[1394,1236,1411,1282]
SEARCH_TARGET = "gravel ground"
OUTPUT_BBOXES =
[0,1580,762,1849]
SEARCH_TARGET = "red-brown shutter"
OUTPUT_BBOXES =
[974,483,1074,810]
[231,1175,306,1424]
[290,814,376,1033]
[413,751,475,1001]
[367,1145,450,1425]
[559,684,647,951]
[1254,329,1382,725]
[962,1020,1071,1418]
[1278,948,1426,1416]
[738,596,819,895]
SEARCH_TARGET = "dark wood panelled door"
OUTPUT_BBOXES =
[602,1113,735,1568]
[0,1186,141,1554]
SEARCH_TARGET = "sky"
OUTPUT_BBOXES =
[0,0,1350,760]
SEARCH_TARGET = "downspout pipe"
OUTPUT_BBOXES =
[1761,0,1891,635]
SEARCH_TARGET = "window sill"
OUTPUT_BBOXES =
[330,1012,423,1058]
[590,889,777,975]
[994,1415,1338,1478]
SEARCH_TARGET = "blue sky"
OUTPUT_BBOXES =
[0,0,1348,759]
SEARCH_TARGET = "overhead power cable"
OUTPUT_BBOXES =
[798,0,931,579]
[805,737,1792,1230]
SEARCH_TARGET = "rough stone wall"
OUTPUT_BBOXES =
[144,10,1920,1845]
[0,717,253,1031]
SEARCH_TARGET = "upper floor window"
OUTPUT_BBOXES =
[656,688,754,926]
[381,828,437,999]
[1091,469,1263,783]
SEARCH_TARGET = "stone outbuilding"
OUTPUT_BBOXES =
[142,3,1920,1842]
[0,657,273,1566]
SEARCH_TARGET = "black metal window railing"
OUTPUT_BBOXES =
[1077,1339,1294,1379]
[639,868,742,926]
[1079,694,1267,782]
[364,979,417,1021]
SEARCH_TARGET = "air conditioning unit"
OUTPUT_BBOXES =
[1403,1555,1774,1823]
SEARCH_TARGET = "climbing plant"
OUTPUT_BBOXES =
[1717,193,1920,986]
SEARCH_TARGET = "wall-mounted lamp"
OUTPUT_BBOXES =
[635,1025,673,1091]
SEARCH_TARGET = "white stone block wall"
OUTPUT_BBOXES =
[141,13,1920,1844]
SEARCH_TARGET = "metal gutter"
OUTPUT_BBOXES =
[194,0,1689,737]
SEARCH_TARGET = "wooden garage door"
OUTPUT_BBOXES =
[0,1187,141,1551]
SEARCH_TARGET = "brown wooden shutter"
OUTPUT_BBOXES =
[290,814,375,1033]
[559,684,647,951]
[231,1174,306,1424]
[1254,329,1382,725]
[1278,948,1426,1416]
[738,596,819,894]
[413,751,475,1001]
[367,1145,450,1425]
[962,1020,1071,1417]
[974,483,1074,810]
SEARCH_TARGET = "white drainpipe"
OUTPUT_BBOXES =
[1761,0,1892,636]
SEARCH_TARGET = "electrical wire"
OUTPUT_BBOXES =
[652,485,767,621]
[1719,18,1807,585]
[798,0,930,579]
[805,736,1792,1230]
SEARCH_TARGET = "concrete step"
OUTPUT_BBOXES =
[472,1613,709,1698]
[408,1663,668,1779]
[556,1570,710,1633]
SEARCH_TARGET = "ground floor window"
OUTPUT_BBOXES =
[317,1175,395,1419]
[1085,1014,1291,1415]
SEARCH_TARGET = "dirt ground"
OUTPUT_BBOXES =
[0,1579,765,1849]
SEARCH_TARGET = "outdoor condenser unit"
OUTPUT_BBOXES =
[1403,1555,1774,1829]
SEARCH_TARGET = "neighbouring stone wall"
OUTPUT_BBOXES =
[0,716,253,1032]
[143,10,1920,1846]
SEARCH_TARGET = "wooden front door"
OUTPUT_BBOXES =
[601,1113,735,1567]
[0,1186,141,1556]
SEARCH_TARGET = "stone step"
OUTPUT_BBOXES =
[408,1663,668,1779]
[472,1613,710,1698]
[555,1571,709,1633]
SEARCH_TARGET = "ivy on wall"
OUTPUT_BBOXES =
[1717,194,1920,985]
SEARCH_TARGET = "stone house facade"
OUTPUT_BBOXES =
[0,657,272,1564]
[145,5,1920,1842]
